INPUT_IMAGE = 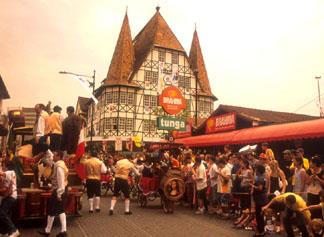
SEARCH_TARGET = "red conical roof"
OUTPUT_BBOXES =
[132,7,185,73]
[189,29,214,98]
[105,12,134,85]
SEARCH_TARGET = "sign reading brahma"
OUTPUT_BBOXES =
[205,112,236,134]
[159,86,186,115]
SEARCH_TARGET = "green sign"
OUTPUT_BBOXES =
[157,116,186,131]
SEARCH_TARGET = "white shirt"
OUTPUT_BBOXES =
[226,163,233,172]
[209,163,218,187]
[56,166,65,198]
[101,161,108,174]
[196,163,207,191]
[4,171,17,199]
[217,166,232,193]
[35,110,49,137]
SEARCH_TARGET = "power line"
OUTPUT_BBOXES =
[292,93,324,113]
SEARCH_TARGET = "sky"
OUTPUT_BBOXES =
[1,0,324,116]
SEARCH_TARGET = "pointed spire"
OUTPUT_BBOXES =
[105,11,134,84]
[131,8,185,73]
[189,28,213,97]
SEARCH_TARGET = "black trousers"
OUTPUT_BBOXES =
[49,134,62,152]
[255,204,265,234]
[239,187,251,210]
[283,208,309,237]
[48,189,67,216]
[0,197,17,235]
[32,136,49,155]
[197,188,208,211]
[113,178,130,198]
[86,179,101,198]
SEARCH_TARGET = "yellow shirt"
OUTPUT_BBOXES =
[290,158,310,170]
[48,112,63,135]
[115,159,136,180]
[272,192,311,222]
[84,157,103,180]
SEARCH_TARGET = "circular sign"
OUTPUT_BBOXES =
[159,86,186,115]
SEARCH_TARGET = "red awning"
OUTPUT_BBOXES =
[176,118,324,147]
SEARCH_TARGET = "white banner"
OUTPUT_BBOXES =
[157,62,165,94]
[171,64,179,87]
[115,136,122,151]
[71,75,98,104]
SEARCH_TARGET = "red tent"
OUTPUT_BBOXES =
[176,119,324,147]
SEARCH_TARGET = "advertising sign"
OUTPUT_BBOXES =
[159,86,186,115]
[205,112,236,134]
[157,116,186,131]
[172,122,192,138]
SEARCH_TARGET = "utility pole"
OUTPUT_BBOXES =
[315,76,323,117]
[194,69,198,127]
[90,70,96,151]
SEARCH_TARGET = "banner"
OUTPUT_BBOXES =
[171,64,179,87]
[115,136,122,151]
[157,62,165,94]
[125,137,133,151]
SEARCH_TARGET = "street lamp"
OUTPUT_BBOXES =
[315,76,323,117]
[194,69,199,127]
[59,70,96,152]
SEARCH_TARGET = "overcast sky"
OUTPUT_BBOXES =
[1,0,324,116]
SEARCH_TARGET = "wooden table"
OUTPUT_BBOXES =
[15,187,83,220]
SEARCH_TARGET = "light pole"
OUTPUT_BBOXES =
[59,70,96,152]
[194,69,199,127]
[315,76,323,117]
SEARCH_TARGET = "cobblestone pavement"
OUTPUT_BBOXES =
[18,195,254,237]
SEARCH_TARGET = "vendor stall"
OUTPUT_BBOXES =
[176,118,324,156]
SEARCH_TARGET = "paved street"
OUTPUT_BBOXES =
[19,195,253,237]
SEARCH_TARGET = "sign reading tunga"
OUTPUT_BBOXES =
[157,117,186,131]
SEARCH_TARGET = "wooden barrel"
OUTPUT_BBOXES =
[160,169,185,202]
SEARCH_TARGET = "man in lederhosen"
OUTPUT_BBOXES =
[109,154,139,215]
[84,150,107,213]
[39,151,68,237]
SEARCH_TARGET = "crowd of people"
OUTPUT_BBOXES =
[154,144,323,237]
[86,143,323,237]
[0,102,323,237]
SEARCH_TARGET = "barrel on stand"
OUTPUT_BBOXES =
[160,169,185,202]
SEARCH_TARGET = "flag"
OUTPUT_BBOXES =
[71,75,98,104]
[74,128,86,179]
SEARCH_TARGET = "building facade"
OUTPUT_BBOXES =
[87,7,216,144]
